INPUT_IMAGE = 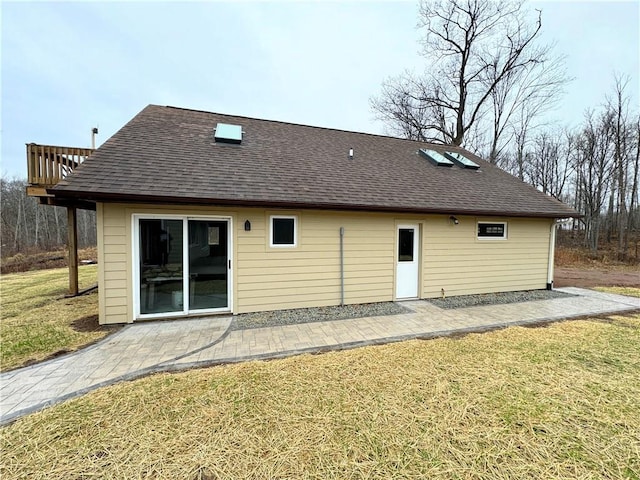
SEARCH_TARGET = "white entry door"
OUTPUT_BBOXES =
[396,224,419,299]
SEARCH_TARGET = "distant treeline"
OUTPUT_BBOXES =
[496,81,640,259]
[1,178,96,257]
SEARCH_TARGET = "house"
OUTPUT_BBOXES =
[36,105,578,324]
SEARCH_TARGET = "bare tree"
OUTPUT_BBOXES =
[608,74,633,257]
[526,130,575,201]
[575,110,615,251]
[491,52,569,165]
[371,0,568,156]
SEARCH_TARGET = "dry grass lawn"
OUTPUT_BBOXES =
[594,286,640,298]
[1,314,639,479]
[0,265,112,371]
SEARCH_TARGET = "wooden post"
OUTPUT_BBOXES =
[67,206,79,296]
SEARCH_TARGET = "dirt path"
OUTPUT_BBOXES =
[555,267,639,288]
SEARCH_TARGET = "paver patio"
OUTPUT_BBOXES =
[1,287,638,425]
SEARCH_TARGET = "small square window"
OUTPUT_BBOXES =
[477,222,507,240]
[270,216,297,247]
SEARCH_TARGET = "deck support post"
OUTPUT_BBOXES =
[67,206,79,296]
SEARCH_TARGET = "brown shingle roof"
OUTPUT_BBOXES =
[53,105,579,218]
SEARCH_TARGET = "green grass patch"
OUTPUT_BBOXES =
[1,314,639,478]
[593,286,640,298]
[0,265,115,371]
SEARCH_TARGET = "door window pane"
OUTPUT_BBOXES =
[398,229,414,262]
[139,219,184,314]
[188,220,228,310]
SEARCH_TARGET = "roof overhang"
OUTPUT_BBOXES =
[50,188,583,219]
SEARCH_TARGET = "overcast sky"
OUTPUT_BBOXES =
[2,1,638,179]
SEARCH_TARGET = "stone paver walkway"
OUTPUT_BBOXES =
[1,287,638,425]
[0,316,231,425]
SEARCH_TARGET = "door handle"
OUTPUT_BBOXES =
[228,259,231,269]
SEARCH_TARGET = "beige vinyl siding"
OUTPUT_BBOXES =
[96,202,553,324]
[422,216,552,298]
[97,203,130,324]
[235,211,395,313]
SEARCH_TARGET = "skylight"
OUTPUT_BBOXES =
[214,123,243,144]
[419,148,454,167]
[444,151,480,170]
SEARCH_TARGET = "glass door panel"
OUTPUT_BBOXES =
[139,219,184,314]
[188,220,228,310]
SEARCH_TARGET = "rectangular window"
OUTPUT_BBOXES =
[477,222,507,240]
[270,215,297,247]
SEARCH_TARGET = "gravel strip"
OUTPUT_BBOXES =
[232,290,576,330]
[429,289,576,309]
[231,302,411,331]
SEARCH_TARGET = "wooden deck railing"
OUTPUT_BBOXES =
[26,143,94,188]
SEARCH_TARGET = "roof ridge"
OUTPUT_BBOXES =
[156,104,460,150]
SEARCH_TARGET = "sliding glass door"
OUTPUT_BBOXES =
[136,216,230,318]
[188,220,228,310]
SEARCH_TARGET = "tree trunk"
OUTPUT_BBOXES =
[54,207,62,245]
[13,193,22,251]
[606,187,615,243]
